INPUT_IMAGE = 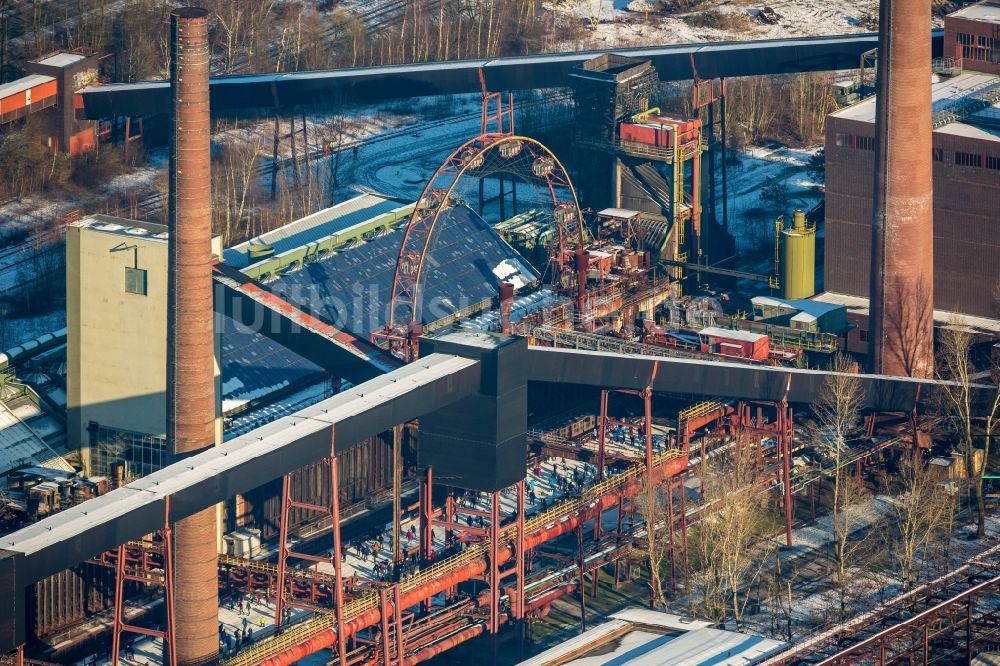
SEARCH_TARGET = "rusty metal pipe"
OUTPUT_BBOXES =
[167,7,219,665]
[258,457,693,666]
[525,582,578,614]
[868,0,934,378]
[402,624,486,666]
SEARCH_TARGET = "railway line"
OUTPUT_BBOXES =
[129,91,570,219]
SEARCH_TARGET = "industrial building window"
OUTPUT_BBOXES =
[957,32,974,46]
[125,266,147,295]
[955,151,982,168]
[835,133,849,147]
[987,156,1000,170]
[855,135,875,151]
[932,148,943,162]
[859,329,868,343]
[89,423,166,480]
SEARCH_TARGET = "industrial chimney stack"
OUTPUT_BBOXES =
[167,7,219,665]
[868,0,935,377]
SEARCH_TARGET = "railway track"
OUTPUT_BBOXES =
[130,91,570,219]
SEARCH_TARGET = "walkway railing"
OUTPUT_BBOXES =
[221,448,686,665]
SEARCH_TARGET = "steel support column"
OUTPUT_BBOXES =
[274,431,346,639]
[112,501,177,666]
[515,481,526,621]
[780,400,794,548]
[420,467,434,562]
[643,387,653,472]
[330,446,348,665]
[379,588,392,664]
[576,525,587,632]
[393,584,405,666]
[393,424,403,566]
[597,390,608,479]
[489,490,501,634]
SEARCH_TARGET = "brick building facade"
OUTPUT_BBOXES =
[824,2,1000,318]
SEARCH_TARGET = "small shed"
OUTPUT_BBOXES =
[752,295,848,334]
[698,326,769,360]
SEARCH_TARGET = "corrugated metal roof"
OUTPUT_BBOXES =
[0,74,56,99]
[224,194,403,268]
[219,315,323,409]
[752,296,843,318]
[0,401,73,476]
[516,620,633,666]
[628,627,786,665]
[609,609,712,631]
[268,203,538,337]
[35,53,87,67]
[699,326,767,343]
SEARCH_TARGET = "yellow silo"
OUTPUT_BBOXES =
[781,209,816,300]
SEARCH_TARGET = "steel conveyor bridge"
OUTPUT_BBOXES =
[1,332,994,652]
[76,31,943,118]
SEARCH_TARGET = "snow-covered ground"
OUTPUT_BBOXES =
[722,143,823,253]
[545,0,889,51]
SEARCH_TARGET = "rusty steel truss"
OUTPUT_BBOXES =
[372,72,587,362]
[765,544,1000,665]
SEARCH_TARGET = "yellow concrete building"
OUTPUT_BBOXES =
[66,215,222,478]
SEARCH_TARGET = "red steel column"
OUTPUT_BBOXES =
[274,474,292,630]
[868,0,934,378]
[330,451,348,665]
[167,8,218,665]
[643,388,653,472]
[489,491,501,634]
[780,402,794,548]
[597,390,608,479]
[420,467,433,561]
[515,481,526,620]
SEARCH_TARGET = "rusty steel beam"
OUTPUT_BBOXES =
[868,0,934,378]
[166,7,219,665]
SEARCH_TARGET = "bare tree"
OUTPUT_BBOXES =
[212,127,264,246]
[883,456,956,588]
[692,441,774,628]
[765,550,799,642]
[634,472,672,611]
[812,353,868,620]
[938,324,1000,538]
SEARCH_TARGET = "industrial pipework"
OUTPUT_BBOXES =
[868,0,935,378]
[166,7,220,665]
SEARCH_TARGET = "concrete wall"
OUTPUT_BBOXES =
[66,217,222,474]
[824,114,1000,317]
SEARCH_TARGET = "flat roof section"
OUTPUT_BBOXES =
[34,53,88,68]
[70,215,169,242]
[830,71,1000,144]
[517,612,785,666]
[812,292,1000,334]
[699,326,768,343]
[950,0,1000,22]
[223,193,404,269]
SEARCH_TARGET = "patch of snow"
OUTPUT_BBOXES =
[543,0,895,51]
